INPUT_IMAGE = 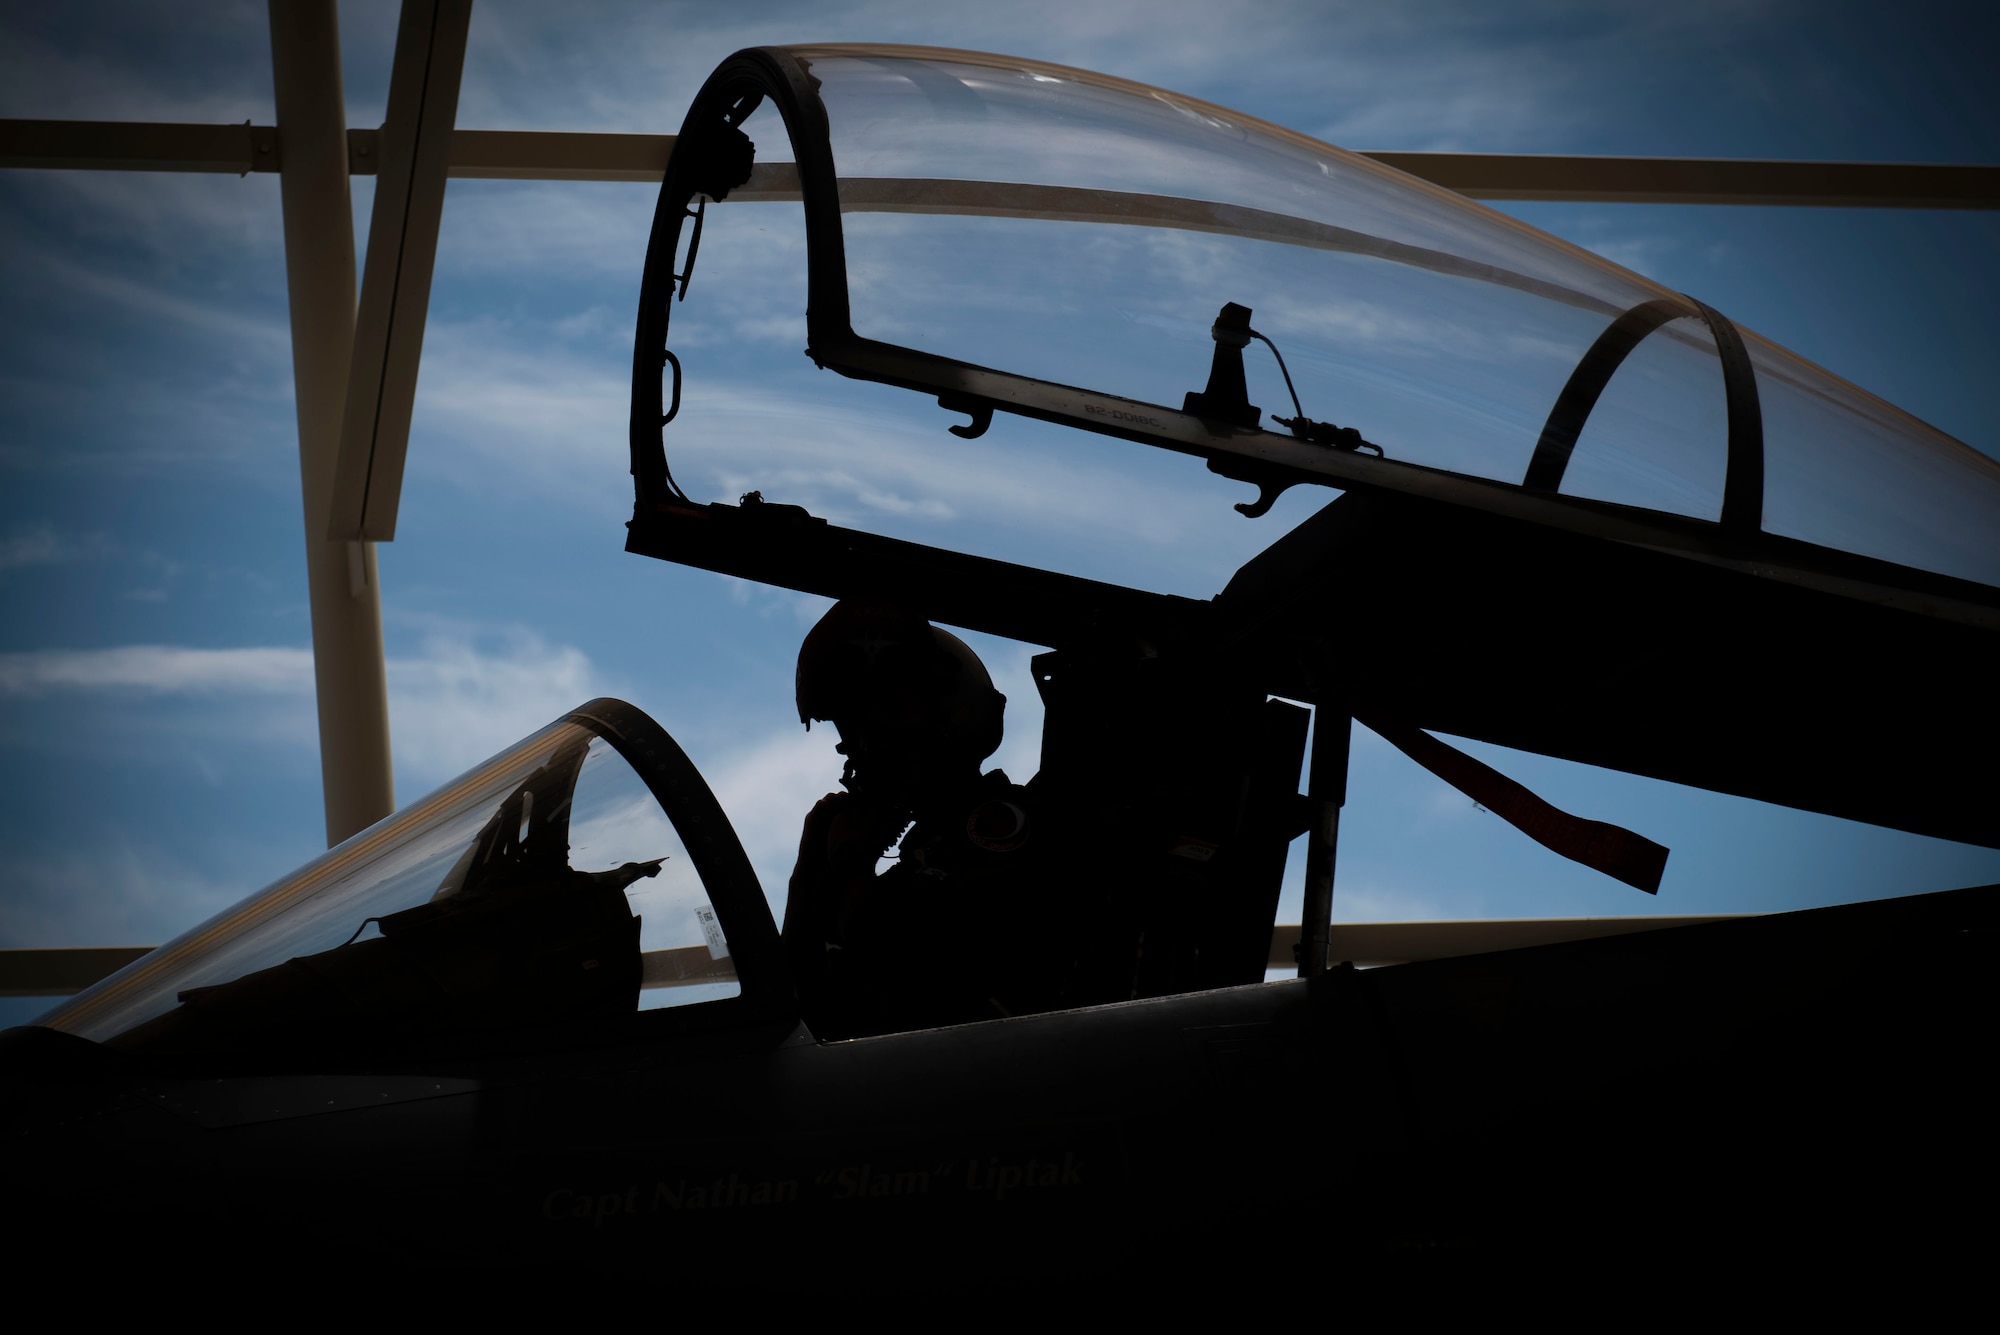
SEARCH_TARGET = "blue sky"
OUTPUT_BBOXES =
[3,0,1998,1025]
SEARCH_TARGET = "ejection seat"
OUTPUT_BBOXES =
[1029,647,1310,1003]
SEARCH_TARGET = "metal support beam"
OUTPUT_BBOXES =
[0,119,280,173]
[270,0,395,846]
[388,128,674,181]
[327,0,472,544]
[1295,709,1350,978]
[8,119,1997,208]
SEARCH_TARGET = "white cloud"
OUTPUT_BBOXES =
[386,628,607,782]
[405,320,1275,594]
[0,841,249,950]
[454,0,1767,162]
[26,250,290,352]
[0,630,612,786]
[703,724,848,913]
[7,170,288,265]
[677,389,1253,575]
[723,467,956,521]
[405,327,631,511]
[0,644,313,696]
[435,179,656,277]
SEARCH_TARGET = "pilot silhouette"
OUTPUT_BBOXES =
[785,601,1067,1039]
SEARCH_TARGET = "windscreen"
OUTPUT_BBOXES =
[775,45,2000,588]
[39,716,739,1055]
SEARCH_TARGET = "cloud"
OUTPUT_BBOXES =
[453,0,1771,163]
[28,251,290,352]
[0,840,250,950]
[702,724,848,911]
[3,170,289,265]
[0,200,296,476]
[0,644,313,696]
[400,343,639,528]
[0,4,275,124]
[0,630,612,786]
[386,628,608,783]
[405,318,1275,594]
[0,524,116,574]
[0,526,62,573]
[435,179,656,277]
[1541,219,1684,282]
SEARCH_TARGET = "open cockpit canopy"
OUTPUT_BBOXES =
[633,43,2000,602]
[627,46,1998,854]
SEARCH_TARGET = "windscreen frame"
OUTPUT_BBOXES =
[35,697,795,1073]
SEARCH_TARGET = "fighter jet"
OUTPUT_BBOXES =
[5,45,1994,1289]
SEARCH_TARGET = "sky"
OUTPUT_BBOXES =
[2,0,1998,1026]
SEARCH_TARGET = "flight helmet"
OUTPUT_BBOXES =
[796,601,1005,768]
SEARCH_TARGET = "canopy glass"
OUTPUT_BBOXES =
[40,706,744,1056]
[645,45,2000,593]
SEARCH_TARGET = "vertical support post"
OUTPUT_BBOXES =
[1296,708,1351,978]
[328,0,472,543]
[270,0,396,846]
